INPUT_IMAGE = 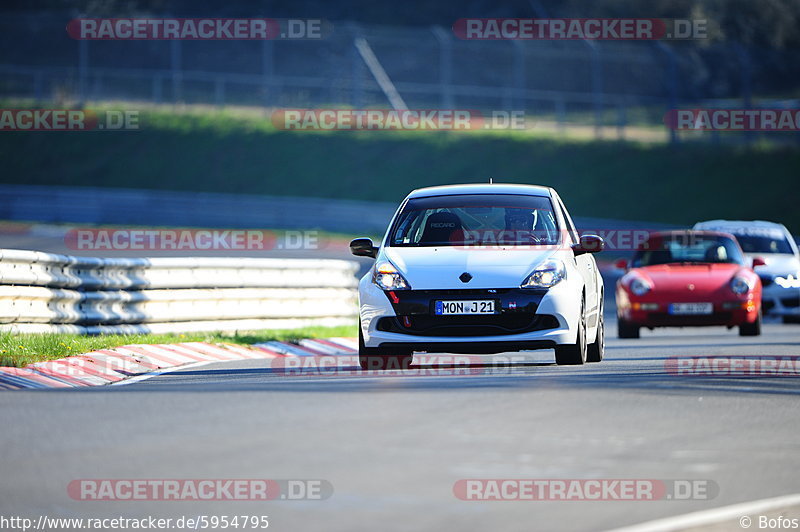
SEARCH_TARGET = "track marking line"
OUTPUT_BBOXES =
[111,361,215,386]
[609,492,800,532]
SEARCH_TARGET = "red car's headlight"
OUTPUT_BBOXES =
[629,276,652,296]
[730,276,753,295]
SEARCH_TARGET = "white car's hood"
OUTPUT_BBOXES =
[382,246,560,290]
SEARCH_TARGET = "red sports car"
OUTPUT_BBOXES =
[615,231,763,338]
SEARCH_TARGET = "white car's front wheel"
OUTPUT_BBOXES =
[358,329,413,370]
[555,300,587,365]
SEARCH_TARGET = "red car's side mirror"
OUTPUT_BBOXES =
[752,257,767,268]
[614,258,629,270]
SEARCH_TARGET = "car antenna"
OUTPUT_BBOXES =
[489,177,493,184]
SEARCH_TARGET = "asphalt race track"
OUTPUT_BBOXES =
[2,318,799,531]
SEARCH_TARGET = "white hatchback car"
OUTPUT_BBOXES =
[693,220,800,323]
[350,183,605,370]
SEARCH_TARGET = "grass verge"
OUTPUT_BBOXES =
[1,103,798,232]
[0,324,358,368]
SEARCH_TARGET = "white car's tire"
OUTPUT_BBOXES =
[555,301,587,365]
[358,329,413,370]
[587,299,604,363]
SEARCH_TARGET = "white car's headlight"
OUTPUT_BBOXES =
[372,261,411,290]
[775,273,800,289]
[629,277,652,296]
[731,276,753,295]
[521,258,566,289]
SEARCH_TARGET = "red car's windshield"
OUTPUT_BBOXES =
[632,234,746,267]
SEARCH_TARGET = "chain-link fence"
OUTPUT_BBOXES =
[1,12,798,141]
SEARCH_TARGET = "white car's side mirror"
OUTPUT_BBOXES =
[573,234,605,256]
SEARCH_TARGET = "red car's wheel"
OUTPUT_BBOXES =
[739,310,762,336]
[618,318,640,339]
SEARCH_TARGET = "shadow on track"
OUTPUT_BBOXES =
[89,355,800,397]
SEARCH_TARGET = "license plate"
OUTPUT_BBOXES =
[435,300,496,315]
[669,303,713,315]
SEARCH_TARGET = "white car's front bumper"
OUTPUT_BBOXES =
[761,283,800,317]
[358,272,584,352]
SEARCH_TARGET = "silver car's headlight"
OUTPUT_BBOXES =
[521,258,566,289]
[372,261,411,290]
[730,276,753,295]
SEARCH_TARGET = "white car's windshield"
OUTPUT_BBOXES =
[733,234,794,255]
[388,194,560,247]
[698,226,795,255]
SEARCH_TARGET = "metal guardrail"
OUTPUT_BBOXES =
[0,184,678,237]
[0,248,359,334]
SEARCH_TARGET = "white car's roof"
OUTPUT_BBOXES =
[694,219,788,232]
[407,183,552,199]
[693,219,792,240]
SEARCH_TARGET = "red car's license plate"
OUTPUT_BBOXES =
[669,303,713,315]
